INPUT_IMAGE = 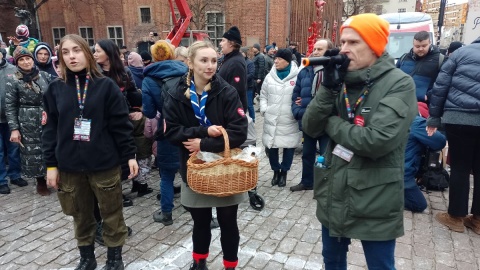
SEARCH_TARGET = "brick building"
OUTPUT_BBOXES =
[26,0,342,55]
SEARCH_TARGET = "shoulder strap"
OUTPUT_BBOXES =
[438,53,445,70]
[398,53,407,67]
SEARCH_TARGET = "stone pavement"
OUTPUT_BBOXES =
[0,111,479,270]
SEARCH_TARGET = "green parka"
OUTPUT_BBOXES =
[302,53,417,241]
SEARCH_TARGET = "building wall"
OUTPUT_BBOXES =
[382,0,417,14]
[35,0,342,54]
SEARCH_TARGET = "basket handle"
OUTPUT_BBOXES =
[219,127,231,159]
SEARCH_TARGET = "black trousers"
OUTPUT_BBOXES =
[445,124,480,216]
[188,205,240,262]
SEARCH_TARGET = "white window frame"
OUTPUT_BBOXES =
[206,11,225,47]
[79,27,95,46]
[52,27,66,46]
[139,6,152,24]
[107,26,124,47]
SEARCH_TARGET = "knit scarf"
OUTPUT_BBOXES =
[17,65,40,83]
[189,80,211,127]
[276,63,291,80]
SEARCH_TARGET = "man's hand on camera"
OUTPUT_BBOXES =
[321,51,350,94]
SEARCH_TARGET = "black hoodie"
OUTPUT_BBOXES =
[34,42,57,78]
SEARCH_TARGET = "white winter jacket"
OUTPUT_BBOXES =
[260,62,302,149]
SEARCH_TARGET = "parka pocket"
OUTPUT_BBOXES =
[313,166,331,211]
[57,185,77,216]
[94,168,122,215]
[347,168,402,219]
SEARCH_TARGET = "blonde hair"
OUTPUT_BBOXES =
[184,41,216,99]
[174,46,188,59]
[58,34,103,81]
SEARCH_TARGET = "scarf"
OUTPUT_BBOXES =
[17,65,40,83]
[276,63,291,80]
[189,80,211,127]
[311,65,324,97]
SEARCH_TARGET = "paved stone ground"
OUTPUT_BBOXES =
[0,107,479,269]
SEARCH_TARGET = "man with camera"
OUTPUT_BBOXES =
[302,13,417,269]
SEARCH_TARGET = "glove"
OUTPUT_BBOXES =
[321,50,350,94]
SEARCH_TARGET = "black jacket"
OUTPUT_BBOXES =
[163,74,248,183]
[42,70,136,172]
[217,50,248,110]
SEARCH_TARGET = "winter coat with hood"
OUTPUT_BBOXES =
[162,74,248,185]
[260,61,302,149]
[142,60,188,170]
[0,58,16,123]
[5,67,51,178]
[128,66,144,90]
[302,53,418,241]
[33,42,57,78]
[396,45,444,103]
[427,37,480,129]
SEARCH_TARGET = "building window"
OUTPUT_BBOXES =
[139,7,152,24]
[206,12,224,47]
[107,26,124,47]
[398,8,406,13]
[79,27,94,46]
[52,27,66,46]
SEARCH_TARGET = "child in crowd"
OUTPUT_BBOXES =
[126,91,153,196]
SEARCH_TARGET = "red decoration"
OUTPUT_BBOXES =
[307,1,326,56]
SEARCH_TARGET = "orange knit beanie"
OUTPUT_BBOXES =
[150,40,175,62]
[340,13,390,57]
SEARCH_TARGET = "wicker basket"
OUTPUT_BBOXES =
[187,127,258,197]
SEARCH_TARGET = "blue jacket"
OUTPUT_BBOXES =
[142,60,188,169]
[397,46,443,103]
[245,57,254,89]
[427,37,480,128]
[291,66,315,130]
[404,116,446,189]
[128,66,144,90]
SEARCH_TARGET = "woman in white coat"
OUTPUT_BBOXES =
[260,48,301,187]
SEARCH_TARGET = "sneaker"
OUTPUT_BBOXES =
[153,211,173,226]
[289,183,313,192]
[0,184,10,194]
[435,212,465,232]
[11,178,28,187]
[464,215,480,235]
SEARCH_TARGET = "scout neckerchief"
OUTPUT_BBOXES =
[189,79,211,127]
[343,86,369,121]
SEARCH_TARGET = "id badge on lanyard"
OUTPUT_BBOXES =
[73,74,92,142]
[73,118,92,141]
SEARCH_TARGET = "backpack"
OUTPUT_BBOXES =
[417,149,450,191]
[151,76,182,140]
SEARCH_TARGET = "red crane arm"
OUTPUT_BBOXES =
[166,0,193,46]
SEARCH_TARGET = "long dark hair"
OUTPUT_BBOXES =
[96,39,127,88]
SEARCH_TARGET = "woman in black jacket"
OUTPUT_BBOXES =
[163,41,248,270]
[43,34,138,270]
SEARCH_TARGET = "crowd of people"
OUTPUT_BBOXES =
[0,13,479,270]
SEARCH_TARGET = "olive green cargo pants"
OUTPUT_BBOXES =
[57,166,127,247]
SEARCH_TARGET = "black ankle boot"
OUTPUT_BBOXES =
[76,245,97,270]
[131,180,153,197]
[189,258,208,270]
[102,246,124,270]
[122,195,133,207]
[278,170,287,187]
[271,170,280,186]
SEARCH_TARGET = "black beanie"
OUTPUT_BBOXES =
[275,48,292,64]
[223,26,242,45]
[140,51,152,62]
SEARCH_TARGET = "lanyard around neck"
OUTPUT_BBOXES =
[75,74,90,118]
[343,87,369,120]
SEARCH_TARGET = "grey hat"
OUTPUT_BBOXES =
[253,43,261,51]
[240,47,249,54]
